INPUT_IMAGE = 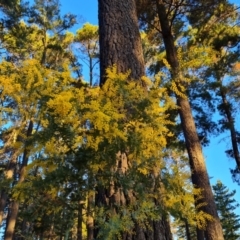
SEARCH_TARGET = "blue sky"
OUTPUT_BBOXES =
[60,0,98,27]
[59,0,240,211]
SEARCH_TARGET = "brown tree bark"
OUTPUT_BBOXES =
[0,189,9,227]
[154,1,224,239]
[99,0,145,85]
[0,148,19,226]
[5,120,33,240]
[97,0,173,239]
[184,219,192,240]
[77,201,83,240]
[4,201,19,240]
[86,194,94,240]
[219,81,240,168]
[1,157,17,238]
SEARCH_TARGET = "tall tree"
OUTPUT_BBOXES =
[213,181,240,240]
[0,0,77,238]
[99,0,145,85]
[137,0,225,239]
[187,1,240,181]
[75,23,99,86]
[97,0,173,239]
[156,1,224,239]
[174,218,197,240]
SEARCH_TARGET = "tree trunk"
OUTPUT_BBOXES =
[0,154,18,227]
[87,193,94,240]
[4,201,19,240]
[99,0,145,85]
[5,120,33,240]
[98,0,173,239]
[184,219,192,240]
[197,229,205,240]
[77,201,83,240]
[0,190,8,226]
[220,83,240,168]
[155,1,224,240]
[89,57,93,87]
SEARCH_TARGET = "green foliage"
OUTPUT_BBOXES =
[1,0,240,239]
[213,181,240,240]
[173,218,197,240]
[75,22,99,85]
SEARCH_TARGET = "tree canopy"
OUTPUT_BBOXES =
[0,0,239,240]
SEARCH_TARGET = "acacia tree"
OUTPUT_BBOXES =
[156,1,224,238]
[3,0,239,239]
[0,0,77,238]
[0,1,178,238]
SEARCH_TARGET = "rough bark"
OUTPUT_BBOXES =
[155,1,224,239]
[98,0,145,85]
[97,0,173,239]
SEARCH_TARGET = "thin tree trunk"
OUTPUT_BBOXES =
[220,83,240,168]
[77,201,83,240]
[87,193,94,240]
[64,228,70,240]
[184,219,192,240]
[155,1,224,239]
[4,205,10,236]
[0,191,8,226]
[48,222,55,240]
[5,120,33,240]
[89,57,93,87]
[197,229,205,240]
[0,154,18,226]
[4,201,19,240]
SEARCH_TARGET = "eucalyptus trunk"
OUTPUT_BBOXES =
[155,1,224,239]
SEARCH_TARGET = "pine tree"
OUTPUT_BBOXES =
[2,0,240,239]
[136,0,240,238]
[97,0,173,239]
[0,0,78,238]
[150,1,224,238]
[98,0,145,85]
[75,23,99,86]
[174,218,197,240]
[213,181,240,240]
